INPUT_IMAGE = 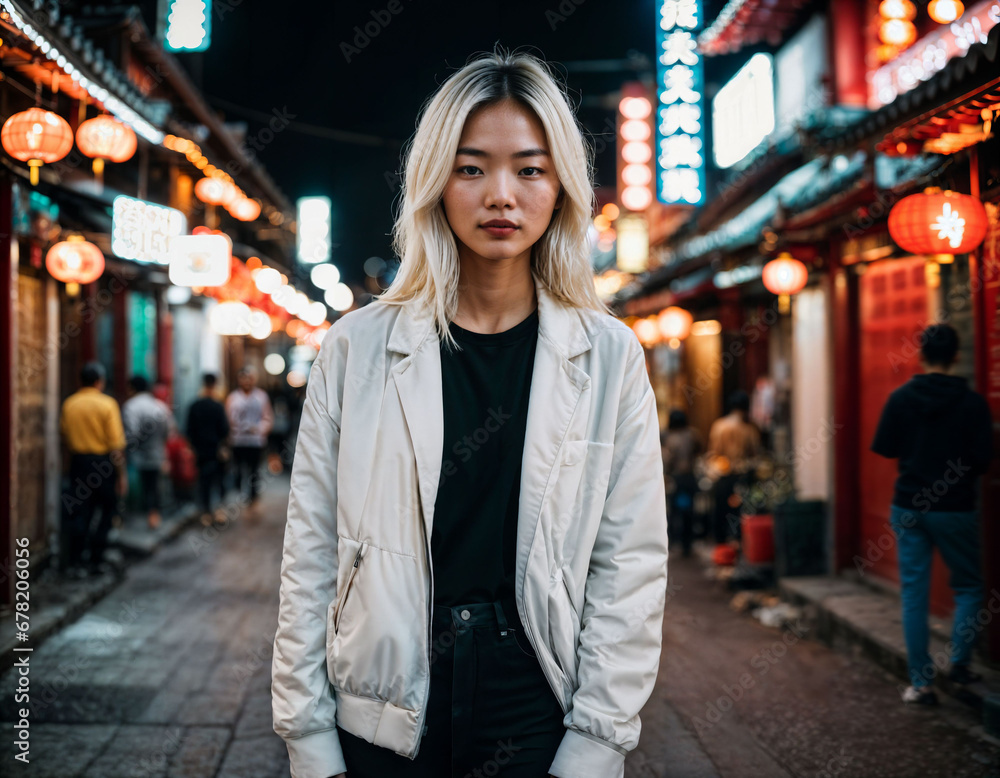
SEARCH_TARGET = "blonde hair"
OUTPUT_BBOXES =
[376,46,612,352]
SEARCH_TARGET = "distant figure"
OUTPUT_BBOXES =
[225,366,274,505]
[59,362,127,577]
[872,324,994,705]
[662,409,703,557]
[706,390,761,544]
[122,375,174,530]
[187,373,231,525]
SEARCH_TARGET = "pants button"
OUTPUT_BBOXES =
[460,609,471,620]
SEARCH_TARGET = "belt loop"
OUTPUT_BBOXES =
[493,600,509,637]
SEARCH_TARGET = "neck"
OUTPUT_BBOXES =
[923,365,952,375]
[452,252,536,334]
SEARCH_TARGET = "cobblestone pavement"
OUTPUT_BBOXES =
[3,474,997,777]
[634,553,1000,778]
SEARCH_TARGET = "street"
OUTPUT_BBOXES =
[2,477,997,777]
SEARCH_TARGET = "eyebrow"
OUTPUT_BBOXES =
[455,147,551,159]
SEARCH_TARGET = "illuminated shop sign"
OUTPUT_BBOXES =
[870,0,999,108]
[713,53,775,169]
[111,195,186,264]
[655,0,706,206]
[296,196,332,265]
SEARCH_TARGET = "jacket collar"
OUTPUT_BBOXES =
[386,272,592,359]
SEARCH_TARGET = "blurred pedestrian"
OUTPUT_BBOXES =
[662,409,703,558]
[187,373,230,526]
[872,324,994,705]
[225,365,273,506]
[59,362,127,577]
[271,50,668,778]
[706,390,761,545]
[122,375,174,530]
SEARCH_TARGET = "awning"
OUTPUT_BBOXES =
[814,20,1000,154]
[698,0,811,57]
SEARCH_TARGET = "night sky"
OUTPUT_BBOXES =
[167,0,670,287]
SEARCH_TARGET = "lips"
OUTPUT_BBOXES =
[481,220,518,228]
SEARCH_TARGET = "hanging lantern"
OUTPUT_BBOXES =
[632,316,660,346]
[46,235,105,296]
[230,196,261,222]
[75,115,137,177]
[928,0,964,23]
[888,191,988,256]
[763,253,808,314]
[194,176,239,206]
[878,18,917,47]
[1,107,74,185]
[209,301,252,336]
[878,0,916,20]
[657,306,693,342]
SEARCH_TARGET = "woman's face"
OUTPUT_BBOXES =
[442,99,564,267]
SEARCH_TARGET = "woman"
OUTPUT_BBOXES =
[271,48,668,778]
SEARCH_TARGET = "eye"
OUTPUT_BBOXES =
[457,165,481,175]
[520,167,544,176]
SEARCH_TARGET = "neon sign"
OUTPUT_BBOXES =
[655,0,706,206]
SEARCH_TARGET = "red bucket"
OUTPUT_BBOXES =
[741,514,774,564]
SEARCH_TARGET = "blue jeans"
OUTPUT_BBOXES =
[889,505,983,688]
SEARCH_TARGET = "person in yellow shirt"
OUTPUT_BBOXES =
[59,362,128,577]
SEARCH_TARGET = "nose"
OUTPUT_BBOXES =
[484,170,516,210]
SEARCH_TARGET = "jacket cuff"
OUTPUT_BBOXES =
[548,727,626,778]
[283,727,346,778]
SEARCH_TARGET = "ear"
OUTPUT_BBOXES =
[554,188,565,211]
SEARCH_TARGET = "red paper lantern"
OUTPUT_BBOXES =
[928,0,964,24]
[888,191,988,255]
[229,196,261,222]
[879,18,917,47]
[762,254,808,296]
[195,177,239,206]
[657,306,693,341]
[46,236,105,295]
[1,107,74,184]
[76,115,137,163]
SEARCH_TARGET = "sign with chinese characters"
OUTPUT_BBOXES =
[655,0,705,206]
[870,0,999,108]
[296,196,332,265]
[713,53,775,169]
[111,195,186,264]
[158,0,213,52]
[167,234,231,287]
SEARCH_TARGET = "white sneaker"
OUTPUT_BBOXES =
[901,685,938,706]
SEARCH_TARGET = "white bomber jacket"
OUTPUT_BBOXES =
[272,272,669,778]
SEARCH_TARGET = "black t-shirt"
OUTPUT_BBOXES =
[431,307,539,616]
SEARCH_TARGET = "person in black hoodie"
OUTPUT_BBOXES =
[186,373,231,525]
[872,324,994,706]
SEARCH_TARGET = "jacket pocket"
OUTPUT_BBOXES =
[333,540,366,634]
[547,567,580,700]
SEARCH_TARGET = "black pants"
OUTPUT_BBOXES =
[138,468,160,513]
[64,453,118,568]
[337,599,566,777]
[669,471,698,556]
[196,456,225,513]
[231,445,263,502]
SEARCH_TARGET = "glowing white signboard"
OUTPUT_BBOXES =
[111,195,186,264]
[296,196,332,265]
[713,53,775,169]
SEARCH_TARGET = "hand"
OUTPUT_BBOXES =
[116,472,128,497]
